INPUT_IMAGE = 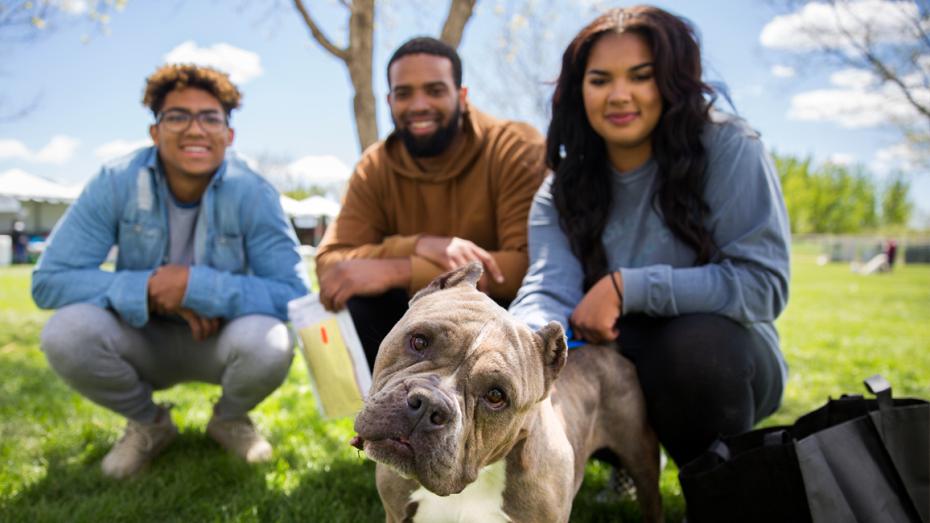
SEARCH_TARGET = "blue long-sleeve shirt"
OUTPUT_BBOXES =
[509,115,791,385]
[32,147,311,327]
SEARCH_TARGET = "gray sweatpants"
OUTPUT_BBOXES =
[40,303,294,423]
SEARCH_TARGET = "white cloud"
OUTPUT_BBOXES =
[94,138,152,161]
[760,0,925,52]
[34,135,80,164]
[164,41,263,84]
[55,0,88,15]
[235,153,352,191]
[829,68,876,89]
[787,67,927,128]
[828,153,856,166]
[0,135,79,164]
[0,139,31,160]
[871,142,922,175]
[771,64,796,78]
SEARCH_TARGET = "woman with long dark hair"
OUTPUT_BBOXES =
[509,5,791,468]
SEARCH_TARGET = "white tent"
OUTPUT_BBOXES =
[0,169,82,234]
[0,195,20,214]
[298,195,341,218]
[279,194,341,219]
[279,195,303,217]
[0,169,82,203]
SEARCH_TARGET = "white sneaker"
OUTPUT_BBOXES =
[206,414,273,463]
[101,407,178,479]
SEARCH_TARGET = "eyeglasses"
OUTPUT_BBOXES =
[156,109,228,134]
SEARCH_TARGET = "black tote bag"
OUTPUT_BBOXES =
[679,375,929,523]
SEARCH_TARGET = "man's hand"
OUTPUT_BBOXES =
[319,259,411,311]
[177,308,221,342]
[570,272,623,344]
[148,265,189,315]
[414,236,504,285]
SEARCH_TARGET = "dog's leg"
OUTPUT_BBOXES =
[613,422,663,523]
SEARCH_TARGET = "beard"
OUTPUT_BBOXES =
[395,104,462,158]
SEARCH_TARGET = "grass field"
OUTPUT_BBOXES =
[1,245,928,522]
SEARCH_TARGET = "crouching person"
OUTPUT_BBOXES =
[31,64,310,478]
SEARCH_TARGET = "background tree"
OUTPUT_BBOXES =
[881,172,914,227]
[292,0,476,151]
[472,0,607,130]
[773,152,910,233]
[763,0,930,168]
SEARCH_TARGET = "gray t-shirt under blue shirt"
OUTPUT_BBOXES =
[167,195,200,266]
[508,114,792,387]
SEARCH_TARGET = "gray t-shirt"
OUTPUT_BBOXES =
[509,114,791,386]
[167,196,200,266]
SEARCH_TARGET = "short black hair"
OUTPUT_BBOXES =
[386,37,463,88]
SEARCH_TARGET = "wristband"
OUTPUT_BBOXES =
[609,271,623,309]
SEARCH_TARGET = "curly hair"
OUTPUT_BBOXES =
[142,64,242,117]
[547,5,717,290]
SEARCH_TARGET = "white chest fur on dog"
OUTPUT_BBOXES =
[409,460,511,523]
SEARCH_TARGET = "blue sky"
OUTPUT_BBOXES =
[1,0,927,221]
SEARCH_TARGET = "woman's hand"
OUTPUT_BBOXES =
[570,272,623,344]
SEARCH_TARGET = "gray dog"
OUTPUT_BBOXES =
[351,263,662,522]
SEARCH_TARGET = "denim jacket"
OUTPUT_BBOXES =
[32,147,311,327]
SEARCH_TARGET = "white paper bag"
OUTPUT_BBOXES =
[287,294,371,418]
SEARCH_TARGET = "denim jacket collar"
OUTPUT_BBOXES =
[143,147,231,266]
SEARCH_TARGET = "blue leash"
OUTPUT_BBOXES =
[564,326,586,349]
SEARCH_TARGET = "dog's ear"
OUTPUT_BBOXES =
[535,321,567,393]
[410,262,483,303]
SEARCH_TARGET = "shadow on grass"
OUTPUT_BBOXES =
[0,347,82,431]
[0,429,383,523]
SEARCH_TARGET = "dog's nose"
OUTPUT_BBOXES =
[406,389,451,430]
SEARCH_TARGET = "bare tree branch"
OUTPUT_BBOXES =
[288,0,475,151]
[440,0,476,47]
[829,0,930,121]
[292,0,349,61]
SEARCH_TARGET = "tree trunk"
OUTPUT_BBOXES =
[441,0,477,47]
[295,0,476,153]
[348,0,377,150]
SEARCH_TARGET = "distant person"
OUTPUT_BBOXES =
[32,64,310,479]
[315,37,546,366]
[11,220,27,264]
[885,239,898,270]
[509,6,791,469]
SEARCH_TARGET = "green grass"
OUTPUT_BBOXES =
[1,250,928,522]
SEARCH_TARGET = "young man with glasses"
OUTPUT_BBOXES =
[32,64,310,479]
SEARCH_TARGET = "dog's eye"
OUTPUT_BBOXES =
[484,388,507,409]
[409,333,429,352]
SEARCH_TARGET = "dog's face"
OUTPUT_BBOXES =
[353,263,567,496]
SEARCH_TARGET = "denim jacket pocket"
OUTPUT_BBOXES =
[211,233,245,273]
[117,219,164,269]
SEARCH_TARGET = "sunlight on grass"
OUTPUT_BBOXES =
[1,251,928,521]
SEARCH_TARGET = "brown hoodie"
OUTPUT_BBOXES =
[315,105,546,301]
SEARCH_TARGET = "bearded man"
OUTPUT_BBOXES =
[315,37,546,367]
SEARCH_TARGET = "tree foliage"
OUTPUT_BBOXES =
[0,0,125,120]
[0,0,125,42]
[775,153,912,233]
[881,172,914,227]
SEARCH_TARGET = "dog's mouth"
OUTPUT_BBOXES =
[352,433,419,479]
[350,434,413,455]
